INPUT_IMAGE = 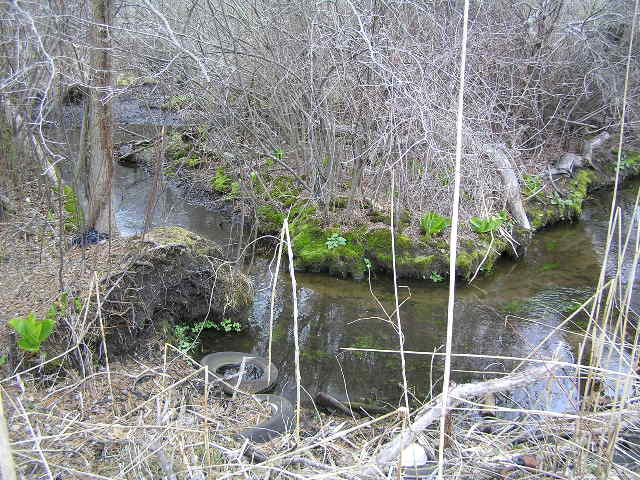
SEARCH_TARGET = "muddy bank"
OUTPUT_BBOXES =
[97,226,252,356]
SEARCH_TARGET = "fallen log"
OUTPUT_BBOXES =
[486,145,531,231]
[550,132,611,176]
[360,363,559,477]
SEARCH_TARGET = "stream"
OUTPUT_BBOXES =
[60,103,639,413]
[112,159,640,413]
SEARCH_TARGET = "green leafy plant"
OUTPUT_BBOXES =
[522,174,542,197]
[174,318,243,352]
[326,232,347,249]
[211,168,231,193]
[420,212,451,238]
[0,354,6,366]
[8,311,56,353]
[363,257,372,270]
[470,211,508,233]
[51,185,83,231]
[274,148,285,161]
[429,271,444,283]
[219,318,242,333]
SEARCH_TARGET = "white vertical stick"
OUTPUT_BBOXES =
[390,172,410,413]
[283,219,301,440]
[438,0,470,477]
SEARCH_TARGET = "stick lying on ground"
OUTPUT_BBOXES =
[362,363,560,477]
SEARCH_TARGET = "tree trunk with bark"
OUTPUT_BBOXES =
[79,0,115,234]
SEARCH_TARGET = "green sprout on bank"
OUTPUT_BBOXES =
[7,292,82,354]
[9,311,56,353]
[470,210,508,233]
[174,318,243,352]
[429,271,444,283]
[326,233,347,249]
[522,174,543,197]
[420,212,451,238]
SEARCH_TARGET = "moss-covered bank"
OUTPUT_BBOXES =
[257,156,640,281]
[155,130,640,282]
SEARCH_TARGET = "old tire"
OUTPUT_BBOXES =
[238,394,294,443]
[200,352,278,394]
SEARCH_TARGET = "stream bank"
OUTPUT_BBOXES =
[121,124,640,282]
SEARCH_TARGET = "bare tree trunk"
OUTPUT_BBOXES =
[86,0,115,233]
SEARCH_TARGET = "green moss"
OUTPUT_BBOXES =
[143,226,223,257]
[270,176,300,207]
[526,169,596,230]
[288,223,366,278]
[256,205,285,232]
[364,228,413,251]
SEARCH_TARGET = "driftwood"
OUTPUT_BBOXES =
[486,145,531,231]
[361,364,559,477]
[550,132,611,176]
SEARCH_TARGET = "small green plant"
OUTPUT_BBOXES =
[613,149,640,169]
[429,271,444,283]
[211,168,231,193]
[219,318,242,333]
[363,257,372,270]
[470,211,508,233]
[326,232,347,249]
[274,148,285,161]
[522,174,542,197]
[8,311,56,353]
[420,212,451,238]
[51,185,83,231]
[180,155,202,169]
[174,324,196,352]
[0,354,7,366]
[174,318,243,352]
